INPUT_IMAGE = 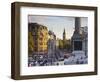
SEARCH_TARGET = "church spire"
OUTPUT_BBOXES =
[63,28,66,40]
[64,28,65,34]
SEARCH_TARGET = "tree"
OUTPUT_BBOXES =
[59,40,63,49]
[66,39,71,52]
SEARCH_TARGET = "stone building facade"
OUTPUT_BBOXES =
[28,23,48,55]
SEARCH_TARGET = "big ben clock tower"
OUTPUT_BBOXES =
[63,28,66,48]
[63,28,66,40]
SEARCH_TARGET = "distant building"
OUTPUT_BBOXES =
[56,29,71,51]
[80,26,88,34]
[28,23,48,55]
[63,28,67,49]
[63,28,66,41]
[80,26,88,55]
[28,31,34,55]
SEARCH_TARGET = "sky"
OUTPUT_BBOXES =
[28,15,87,39]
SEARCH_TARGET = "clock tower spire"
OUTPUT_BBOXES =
[63,28,66,40]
